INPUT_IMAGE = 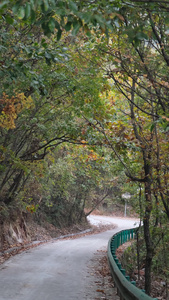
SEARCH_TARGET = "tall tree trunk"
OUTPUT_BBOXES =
[143,181,153,295]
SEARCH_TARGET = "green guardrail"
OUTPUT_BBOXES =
[107,228,158,300]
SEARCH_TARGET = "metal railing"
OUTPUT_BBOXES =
[107,228,158,300]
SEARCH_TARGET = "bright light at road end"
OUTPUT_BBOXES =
[87,215,112,226]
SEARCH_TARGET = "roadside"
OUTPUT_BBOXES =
[87,248,119,300]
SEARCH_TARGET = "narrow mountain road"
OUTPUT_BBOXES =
[0,216,139,300]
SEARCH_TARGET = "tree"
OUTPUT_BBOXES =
[0,0,111,218]
[84,2,169,294]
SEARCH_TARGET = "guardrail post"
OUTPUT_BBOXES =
[117,262,122,269]
[121,269,126,275]
[127,230,130,241]
[124,230,127,242]
[114,257,118,264]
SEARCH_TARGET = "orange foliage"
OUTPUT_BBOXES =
[0,92,34,129]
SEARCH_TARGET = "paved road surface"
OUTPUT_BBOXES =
[0,216,139,300]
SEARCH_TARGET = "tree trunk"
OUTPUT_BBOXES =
[85,192,110,217]
[143,181,153,295]
[4,170,24,205]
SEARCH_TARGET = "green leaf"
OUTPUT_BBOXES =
[48,18,55,33]
[17,6,25,19]
[69,1,78,12]
[55,20,60,30]
[25,3,31,19]
[79,12,92,24]
[42,41,48,48]
[42,21,51,35]
[5,15,14,25]
[57,29,62,41]
[0,1,9,10]
[12,2,20,14]
[30,0,35,9]
[94,14,104,26]
[72,20,81,35]
[31,8,36,23]
[65,21,72,32]
[44,0,49,11]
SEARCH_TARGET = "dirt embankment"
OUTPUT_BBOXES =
[0,211,119,265]
[0,205,130,253]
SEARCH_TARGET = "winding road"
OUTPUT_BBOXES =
[0,216,139,300]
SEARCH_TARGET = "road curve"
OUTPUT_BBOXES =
[0,216,139,300]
